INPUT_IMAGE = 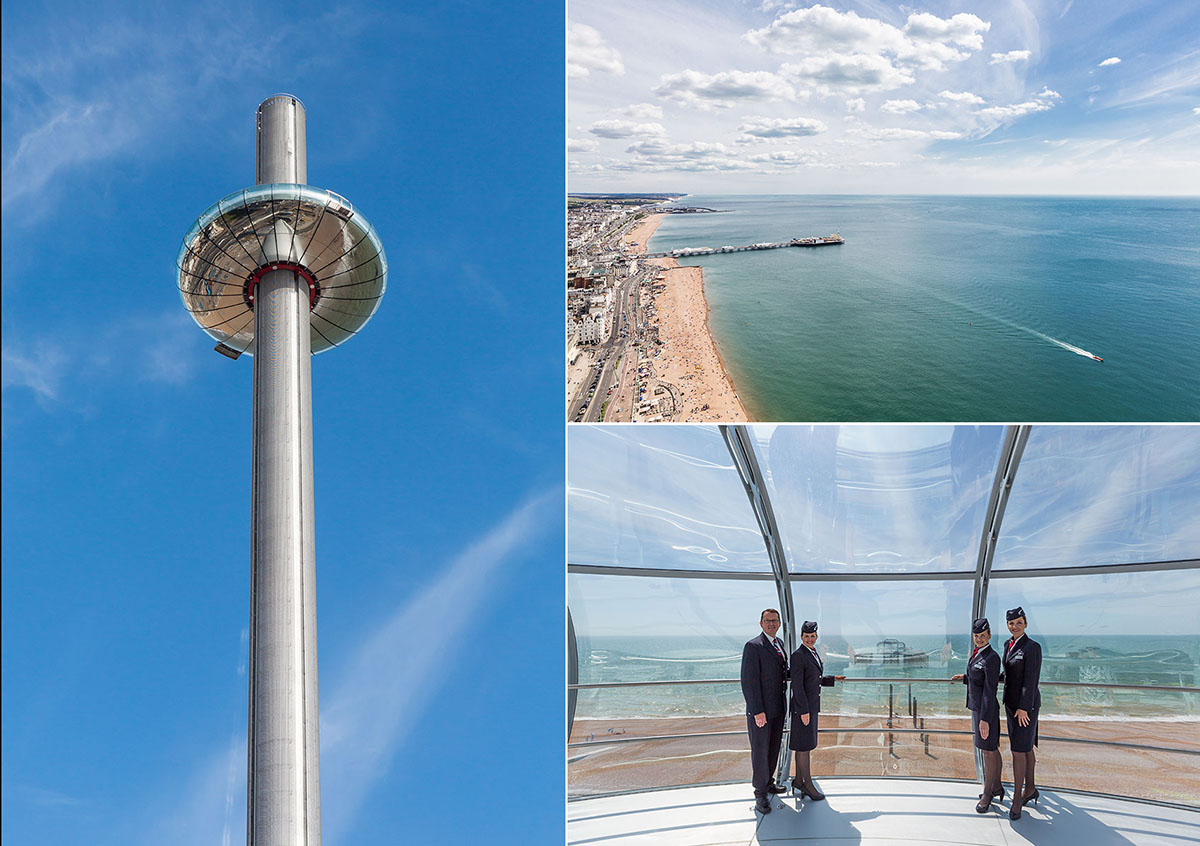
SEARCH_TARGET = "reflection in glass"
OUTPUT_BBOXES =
[986,568,1200,705]
[760,425,1004,573]
[996,426,1200,570]
[567,426,769,572]
[177,183,387,354]
[570,574,778,683]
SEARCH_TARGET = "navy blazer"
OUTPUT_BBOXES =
[741,632,789,719]
[789,644,834,717]
[1001,635,1042,712]
[961,644,1000,722]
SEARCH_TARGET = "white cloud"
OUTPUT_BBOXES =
[737,115,827,138]
[654,69,795,110]
[568,137,599,153]
[853,126,963,141]
[846,97,866,112]
[1194,106,1200,116]
[977,100,1055,120]
[589,120,668,139]
[904,12,990,50]
[940,90,985,105]
[568,23,624,78]
[881,99,924,114]
[1036,87,1062,100]
[746,150,822,167]
[621,102,663,120]
[1099,57,1121,67]
[780,53,913,95]
[990,50,1031,64]
[745,6,989,86]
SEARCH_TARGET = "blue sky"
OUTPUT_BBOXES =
[2,2,563,843]
[568,0,1200,194]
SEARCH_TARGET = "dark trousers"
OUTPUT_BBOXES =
[747,713,784,796]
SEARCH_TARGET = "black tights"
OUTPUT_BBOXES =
[981,749,1002,798]
[795,749,813,785]
[1010,749,1036,809]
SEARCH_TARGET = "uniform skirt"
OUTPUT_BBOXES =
[972,707,1000,751]
[1005,705,1039,753]
[789,711,818,751]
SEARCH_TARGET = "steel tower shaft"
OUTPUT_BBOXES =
[248,94,321,846]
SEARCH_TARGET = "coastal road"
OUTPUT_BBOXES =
[569,267,641,422]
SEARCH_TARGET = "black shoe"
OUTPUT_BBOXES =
[766,781,786,794]
[1022,788,1039,806]
[799,781,825,801]
[979,785,1006,803]
[755,795,772,814]
[976,794,993,814]
[1009,805,1022,820]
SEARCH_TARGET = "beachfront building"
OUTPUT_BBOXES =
[568,424,1200,845]
[575,310,605,345]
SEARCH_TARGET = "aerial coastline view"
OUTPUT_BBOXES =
[568,195,751,422]
[567,1,1200,421]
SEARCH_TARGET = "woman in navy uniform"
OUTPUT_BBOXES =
[788,621,844,800]
[1002,607,1042,819]
[952,617,1003,813]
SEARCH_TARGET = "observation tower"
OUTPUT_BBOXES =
[177,94,387,845]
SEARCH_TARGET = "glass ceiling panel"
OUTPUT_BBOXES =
[755,425,1005,573]
[985,569,1199,713]
[567,425,769,572]
[994,426,1200,570]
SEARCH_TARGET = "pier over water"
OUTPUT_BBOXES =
[645,234,843,259]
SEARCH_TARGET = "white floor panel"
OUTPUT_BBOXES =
[567,780,1200,846]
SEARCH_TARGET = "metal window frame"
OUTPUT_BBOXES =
[568,607,579,740]
[721,424,798,786]
[968,424,1029,781]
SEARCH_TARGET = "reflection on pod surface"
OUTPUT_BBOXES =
[177,183,387,355]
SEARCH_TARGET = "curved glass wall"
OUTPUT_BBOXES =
[758,425,1004,574]
[568,425,770,572]
[994,426,1200,570]
[569,425,1200,807]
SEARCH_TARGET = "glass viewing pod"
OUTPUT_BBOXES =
[568,425,1199,843]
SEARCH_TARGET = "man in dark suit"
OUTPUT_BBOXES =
[741,608,789,814]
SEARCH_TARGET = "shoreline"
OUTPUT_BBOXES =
[628,214,750,423]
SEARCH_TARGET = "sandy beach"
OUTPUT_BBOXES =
[626,214,749,422]
[569,713,1200,805]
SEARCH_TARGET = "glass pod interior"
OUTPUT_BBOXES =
[567,425,1200,807]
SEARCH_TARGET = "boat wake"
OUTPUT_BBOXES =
[1032,331,1103,361]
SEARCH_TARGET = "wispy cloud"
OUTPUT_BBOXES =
[317,488,559,839]
[1099,56,1122,67]
[1,5,366,218]
[140,488,558,843]
[1,340,68,401]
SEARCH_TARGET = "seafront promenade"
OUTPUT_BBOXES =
[566,201,748,423]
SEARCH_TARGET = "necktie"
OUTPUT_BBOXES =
[772,638,786,665]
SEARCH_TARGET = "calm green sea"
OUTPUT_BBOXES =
[647,195,1200,421]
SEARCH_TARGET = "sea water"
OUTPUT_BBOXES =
[574,633,1200,722]
[647,196,1200,421]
